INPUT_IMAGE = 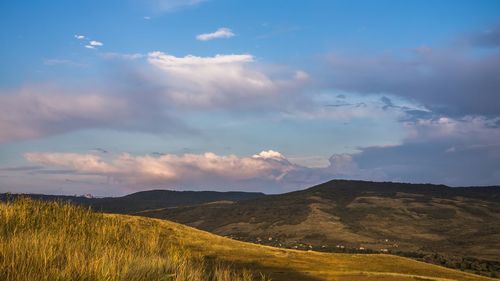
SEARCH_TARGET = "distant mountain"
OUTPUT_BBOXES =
[92,190,265,213]
[0,189,265,214]
[135,180,500,277]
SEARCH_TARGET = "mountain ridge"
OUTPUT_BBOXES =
[0,189,265,213]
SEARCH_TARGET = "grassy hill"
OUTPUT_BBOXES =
[0,197,497,281]
[0,197,266,281]
[136,180,500,277]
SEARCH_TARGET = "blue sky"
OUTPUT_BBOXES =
[1,0,500,196]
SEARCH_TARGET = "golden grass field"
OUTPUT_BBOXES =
[0,198,497,281]
[0,198,265,281]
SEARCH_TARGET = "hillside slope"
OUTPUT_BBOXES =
[137,180,500,275]
[152,213,498,281]
[1,197,494,281]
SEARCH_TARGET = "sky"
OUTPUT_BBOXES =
[1,0,500,196]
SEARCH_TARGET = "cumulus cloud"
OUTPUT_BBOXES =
[24,150,297,190]
[21,148,389,192]
[147,51,308,108]
[85,40,103,49]
[196,27,235,41]
[74,35,103,50]
[252,150,286,160]
[89,40,103,47]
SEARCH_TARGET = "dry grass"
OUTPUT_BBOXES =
[135,214,497,281]
[0,198,496,281]
[0,198,267,281]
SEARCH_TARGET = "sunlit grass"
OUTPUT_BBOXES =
[0,198,267,281]
[0,198,493,281]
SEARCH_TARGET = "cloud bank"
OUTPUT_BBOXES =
[0,84,190,143]
[24,113,500,193]
[324,48,500,117]
[25,150,297,191]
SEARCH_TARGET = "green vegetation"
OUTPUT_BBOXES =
[0,198,265,281]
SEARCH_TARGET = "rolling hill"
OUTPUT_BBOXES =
[0,197,496,281]
[3,180,499,277]
[135,180,500,277]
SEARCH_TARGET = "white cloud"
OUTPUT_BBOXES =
[196,27,235,41]
[84,40,104,49]
[149,52,252,65]
[147,51,307,108]
[252,150,286,160]
[89,40,103,47]
[75,35,103,49]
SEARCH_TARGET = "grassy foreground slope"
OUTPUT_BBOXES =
[0,198,264,281]
[0,199,495,281]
